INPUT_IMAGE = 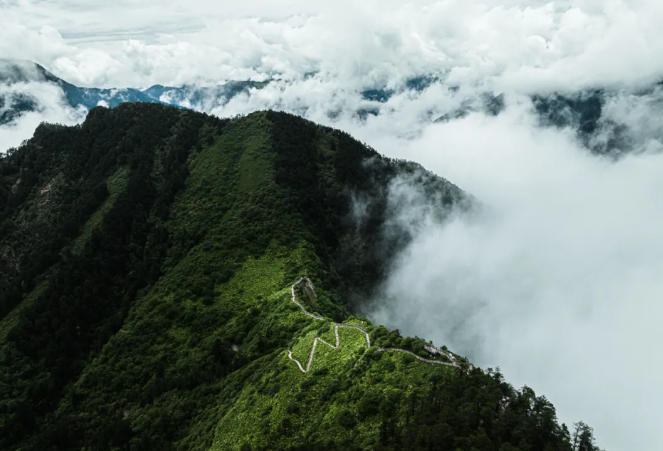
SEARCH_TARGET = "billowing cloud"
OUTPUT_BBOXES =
[2,0,663,90]
[0,81,85,153]
[368,99,663,451]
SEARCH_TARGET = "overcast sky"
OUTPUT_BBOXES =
[3,0,663,91]
[3,1,663,450]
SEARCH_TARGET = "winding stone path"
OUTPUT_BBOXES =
[286,278,464,373]
[376,347,456,367]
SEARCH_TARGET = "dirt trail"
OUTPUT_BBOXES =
[286,278,464,373]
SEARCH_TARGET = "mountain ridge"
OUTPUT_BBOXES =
[0,59,269,127]
[0,103,601,451]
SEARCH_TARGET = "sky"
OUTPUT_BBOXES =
[3,1,663,449]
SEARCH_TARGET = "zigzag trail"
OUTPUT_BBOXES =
[286,278,464,374]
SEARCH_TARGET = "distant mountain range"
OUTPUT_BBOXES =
[2,58,661,156]
[0,59,269,125]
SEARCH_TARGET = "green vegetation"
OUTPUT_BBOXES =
[0,279,48,342]
[0,103,602,451]
[71,166,129,254]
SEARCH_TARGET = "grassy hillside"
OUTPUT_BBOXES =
[0,104,600,451]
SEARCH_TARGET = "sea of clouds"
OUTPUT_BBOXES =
[3,1,663,449]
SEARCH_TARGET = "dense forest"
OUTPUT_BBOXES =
[0,103,602,450]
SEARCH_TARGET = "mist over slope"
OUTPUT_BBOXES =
[366,104,663,451]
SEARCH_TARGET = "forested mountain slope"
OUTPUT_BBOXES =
[0,104,601,451]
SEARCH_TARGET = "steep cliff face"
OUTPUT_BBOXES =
[0,104,599,451]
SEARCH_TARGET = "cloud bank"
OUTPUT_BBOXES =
[368,100,663,451]
[3,0,663,91]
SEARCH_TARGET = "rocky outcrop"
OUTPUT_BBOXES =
[300,277,317,303]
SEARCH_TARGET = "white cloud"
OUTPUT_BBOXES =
[2,0,663,90]
[368,100,663,451]
[0,82,86,153]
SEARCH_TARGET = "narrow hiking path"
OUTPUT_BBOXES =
[285,278,463,374]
